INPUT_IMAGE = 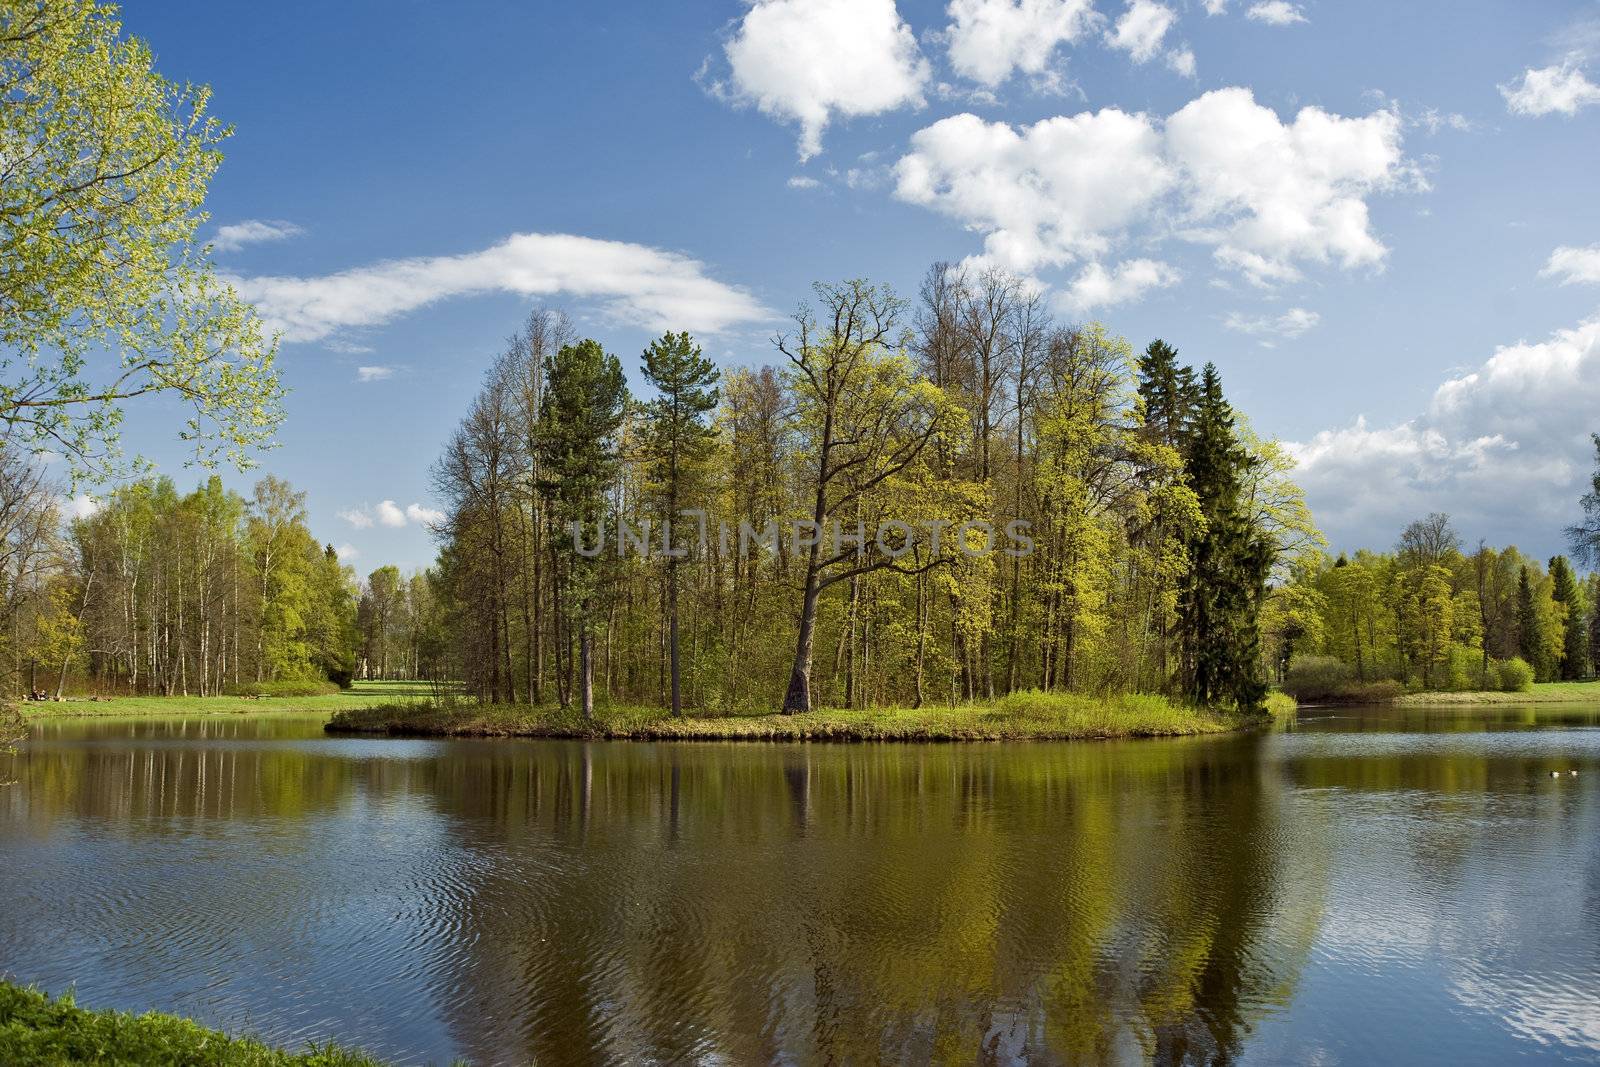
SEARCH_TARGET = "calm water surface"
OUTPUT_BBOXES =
[4,706,1600,1065]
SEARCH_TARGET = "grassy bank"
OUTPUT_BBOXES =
[17,680,442,720]
[1395,680,1600,706]
[327,689,1295,742]
[0,982,385,1066]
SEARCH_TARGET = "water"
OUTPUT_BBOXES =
[3,706,1600,1065]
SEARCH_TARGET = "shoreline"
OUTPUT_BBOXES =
[323,691,1296,743]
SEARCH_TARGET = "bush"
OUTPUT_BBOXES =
[1281,655,1353,701]
[1282,655,1403,704]
[1494,657,1535,693]
[226,680,341,699]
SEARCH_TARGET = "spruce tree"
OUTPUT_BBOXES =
[1178,363,1272,711]
[1548,556,1587,680]
[640,332,720,717]
[1516,566,1540,676]
[1137,339,1197,453]
[537,339,628,721]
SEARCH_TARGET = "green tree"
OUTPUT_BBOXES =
[1179,364,1271,711]
[1516,566,1543,678]
[639,332,720,716]
[1568,433,1600,568]
[538,339,627,720]
[0,0,282,473]
[1548,556,1587,680]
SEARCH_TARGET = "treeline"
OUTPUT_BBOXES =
[1266,512,1600,700]
[426,268,1313,716]
[0,465,438,698]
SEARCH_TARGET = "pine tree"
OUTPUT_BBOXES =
[1137,339,1197,453]
[1516,565,1540,673]
[1548,556,1587,680]
[1178,363,1272,711]
[639,331,720,717]
[537,339,628,720]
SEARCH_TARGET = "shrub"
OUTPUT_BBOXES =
[1282,655,1353,701]
[1494,657,1535,693]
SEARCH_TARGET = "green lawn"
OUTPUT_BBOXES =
[18,680,444,719]
[0,982,390,1066]
[326,689,1295,742]
[1395,680,1600,706]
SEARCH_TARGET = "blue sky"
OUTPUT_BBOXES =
[110,0,1600,571]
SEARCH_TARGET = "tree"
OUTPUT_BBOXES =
[537,339,627,720]
[1568,434,1600,567]
[1178,364,1271,711]
[639,332,719,717]
[776,281,964,713]
[0,0,282,473]
[1516,566,1542,676]
[1548,556,1587,681]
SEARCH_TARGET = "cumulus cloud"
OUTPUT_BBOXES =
[376,500,407,528]
[1244,1,1306,26]
[1222,306,1320,342]
[231,233,770,345]
[67,494,100,520]
[944,0,1099,88]
[1105,0,1176,63]
[356,365,394,382]
[1289,317,1600,551]
[1202,0,1227,13]
[335,543,360,562]
[787,175,821,189]
[713,0,929,161]
[405,503,445,526]
[1166,47,1196,78]
[1542,244,1600,286]
[1501,61,1600,117]
[893,87,1415,287]
[337,506,374,529]
[211,219,304,253]
[1061,259,1181,312]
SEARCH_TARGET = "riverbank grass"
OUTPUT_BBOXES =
[0,982,385,1066]
[1395,680,1600,706]
[327,689,1294,742]
[16,680,442,719]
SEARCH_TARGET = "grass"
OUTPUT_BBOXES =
[326,688,1293,743]
[0,982,387,1066]
[17,679,445,720]
[1395,680,1600,706]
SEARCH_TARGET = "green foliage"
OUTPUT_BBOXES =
[0,0,282,474]
[1567,433,1600,568]
[225,680,340,698]
[0,981,384,1065]
[1495,657,1535,693]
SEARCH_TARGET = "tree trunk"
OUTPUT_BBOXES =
[579,627,594,722]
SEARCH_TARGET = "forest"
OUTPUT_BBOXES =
[1,268,1594,715]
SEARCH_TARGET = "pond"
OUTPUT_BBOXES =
[3,706,1600,1065]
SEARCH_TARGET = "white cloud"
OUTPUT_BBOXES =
[376,500,407,528]
[1167,87,1413,285]
[715,0,929,161]
[894,109,1173,273]
[230,232,771,344]
[337,507,374,529]
[335,543,360,562]
[1202,0,1227,13]
[1106,0,1176,63]
[944,0,1099,88]
[66,493,100,520]
[1416,108,1473,134]
[1222,306,1320,342]
[787,175,821,189]
[1244,1,1306,26]
[893,87,1415,287]
[1542,244,1600,286]
[1061,259,1181,312]
[1501,61,1600,117]
[405,503,445,526]
[356,365,394,382]
[1289,317,1600,550]
[1166,47,1196,78]
[212,220,304,253]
